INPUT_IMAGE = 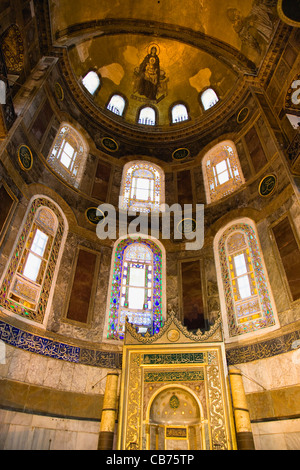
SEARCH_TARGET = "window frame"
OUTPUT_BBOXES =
[202,140,245,204]
[119,160,165,213]
[170,102,189,124]
[104,236,166,342]
[137,105,157,126]
[81,70,101,96]
[106,93,126,116]
[214,218,279,342]
[0,197,67,326]
[200,87,219,111]
[47,123,89,189]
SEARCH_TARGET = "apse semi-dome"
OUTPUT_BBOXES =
[67,34,238,128]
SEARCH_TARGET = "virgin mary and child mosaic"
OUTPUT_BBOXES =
[133,44,168,103]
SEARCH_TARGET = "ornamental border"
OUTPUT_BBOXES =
[0,318,299,368]
[0,319,121,369]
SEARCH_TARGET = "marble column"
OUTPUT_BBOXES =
[229,366,255,450]
[98,372,119,450]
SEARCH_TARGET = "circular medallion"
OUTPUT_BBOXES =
[17,145,33,171]
[258,174,277,197]
[167,329,180,342]
[172,148,190,161]
[277,0,300,27]
[237,107,249,124]
[85,207,105,225]
[177,218,197,235]
[101,137,119,152]
[54,82,64,101]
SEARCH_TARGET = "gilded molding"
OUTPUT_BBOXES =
[124,310,223,344]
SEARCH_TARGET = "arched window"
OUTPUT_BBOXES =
[171,104,189,123]
[138,107,156,125]
[214,219,278,341]
[47,123,88,188]
[105,237,164,340]
[202,140,244,203]
[0,197,67,324]
[82,71,100,95]
[201,88,219,110]
[107,94,126,116]
[119,161,164,213]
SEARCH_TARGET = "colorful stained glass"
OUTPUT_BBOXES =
[0,198,65,323]
[107,238,163,340]
[47,124,87,188]
[203,141,244,203]
[120,162,163,213]
[218,222,276,338]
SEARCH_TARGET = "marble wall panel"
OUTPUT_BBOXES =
[0,409,99,450]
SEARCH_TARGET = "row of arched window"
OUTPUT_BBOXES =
[47,123,244,205]
[0,195,279,344]
[81,71,219,125]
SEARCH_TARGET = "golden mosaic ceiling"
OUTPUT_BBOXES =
[49,0,280,128]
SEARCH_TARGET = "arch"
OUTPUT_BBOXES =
[145,384,204,450]
[0,195,68,326]
[138,106,156,125]
[146,383,204,423]
[171,103,189,123]
[214,217,279,342]
[202,140,245,204]
[200,87,219,111]
[47,122,89,188]
[119,160,165,213]
[107,94,126,116]
[82,70,101,95]
[104,235,166,342]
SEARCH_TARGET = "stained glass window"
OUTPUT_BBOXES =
[171,104,189,123]
[0,198,66,324]
[107,94,126,116]
[47,124,88,188]
[216,220,277,339]
[119,161,164,213]
[201,88,219,110]
[106,238,163,340]
[138,107,156,125]
[82,71,100,95]
[202,140,244,203]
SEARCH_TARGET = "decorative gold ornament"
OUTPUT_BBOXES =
[167,329,180,342]
[17,145,33,171]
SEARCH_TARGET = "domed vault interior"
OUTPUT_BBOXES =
[0,0,299,451]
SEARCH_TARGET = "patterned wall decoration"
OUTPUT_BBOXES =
[226,328,300,365]
[0,198,64,323]
[0,318,297,370]
[1,24,24,74]
[0,319,122,368]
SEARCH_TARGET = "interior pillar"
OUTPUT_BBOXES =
[98,372,119,450]
[229,367,255,450]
